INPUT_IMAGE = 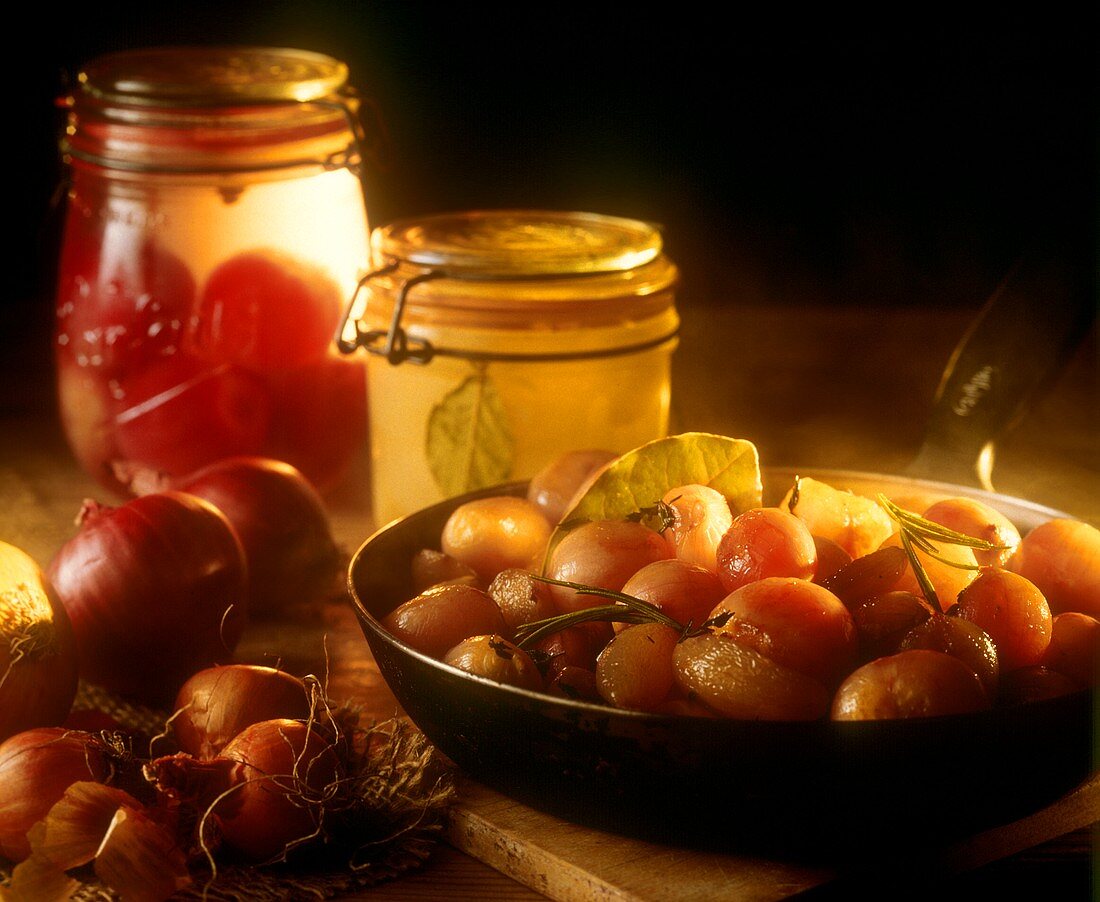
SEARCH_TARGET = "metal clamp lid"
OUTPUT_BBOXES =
[337,264,440,365]
[77,46,348,105]
[60,46,390,177]
[336,262,680,366]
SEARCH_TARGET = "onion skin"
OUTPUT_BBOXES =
[173,457,339,616]
[48,491,248,705]
[0,728,113,861]
[0,541,78,744]
[216,719,343,863]
[173,665,312,759]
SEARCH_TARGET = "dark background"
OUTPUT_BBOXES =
[11,5,1097,371]
[20,10,1097,289]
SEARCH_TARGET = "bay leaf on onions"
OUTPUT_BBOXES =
[545,433,762,567]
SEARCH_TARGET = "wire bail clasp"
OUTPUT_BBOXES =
[336,264,442,365]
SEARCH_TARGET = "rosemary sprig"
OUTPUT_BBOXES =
[879,497,1015,555]
[876,494,1012,613]
[898,529,942,612]
[513,577,684,649]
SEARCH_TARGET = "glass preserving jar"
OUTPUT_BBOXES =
[54,46,372,495]
[339,210,680,524]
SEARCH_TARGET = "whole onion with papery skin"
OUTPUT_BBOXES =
[172,457,339,615]
[157,718,342,864]
[0,542,78,743]
[218,719,343,862]
[173,665,312,759]
[0,727,114,861]
[48,491,248,705]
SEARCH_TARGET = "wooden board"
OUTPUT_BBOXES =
[446,775,1100,901]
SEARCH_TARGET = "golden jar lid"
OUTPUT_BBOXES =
[62,47,366,177]
[373,209,666,277]
[342,210,679,364]
[77,46,349,106]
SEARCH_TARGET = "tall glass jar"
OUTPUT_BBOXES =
[340,210,680,524]
[54,47,372,495]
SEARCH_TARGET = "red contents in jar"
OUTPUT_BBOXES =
[112,355,273,478]
[55,229,365,495]
[187,250,344,372]
[55,237,195,377]
[265,355,367,493]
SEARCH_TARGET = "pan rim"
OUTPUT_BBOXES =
[346,467,1083,725]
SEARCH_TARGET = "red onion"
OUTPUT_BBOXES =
[47,491,248,705]
[0,541,78,744]
[172,457,339,616]
[172,665,312,759]
[0,728,114,861]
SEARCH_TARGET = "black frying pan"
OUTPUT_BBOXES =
[347,243,1096,859]
[347,475,1092,860]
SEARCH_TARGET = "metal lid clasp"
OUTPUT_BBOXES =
[336,264,442,365]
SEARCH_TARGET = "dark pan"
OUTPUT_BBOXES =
[349,248,1096,857]
[347,468,1095,859]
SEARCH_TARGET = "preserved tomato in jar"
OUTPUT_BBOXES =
[54,47,372,494]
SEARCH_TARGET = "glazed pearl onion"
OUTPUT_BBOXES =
[660,484,733,572]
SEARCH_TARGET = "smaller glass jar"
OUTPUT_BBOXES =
[54,47,372,494]
[340,210,680,523]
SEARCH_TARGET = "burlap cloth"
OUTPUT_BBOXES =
[1,681,456,901]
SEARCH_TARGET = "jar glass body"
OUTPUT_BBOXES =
[54,145,370,495]
[365,307,678,524]
[354,209,680,524]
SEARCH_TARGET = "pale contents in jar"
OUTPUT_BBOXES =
[368,347,672,524]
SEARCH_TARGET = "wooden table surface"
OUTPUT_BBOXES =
[1,295,1097,899]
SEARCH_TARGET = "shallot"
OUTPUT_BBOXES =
[172,664,312,759]
[150,718,344,864]
[0,728,118,861]
[215,718,343,862]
